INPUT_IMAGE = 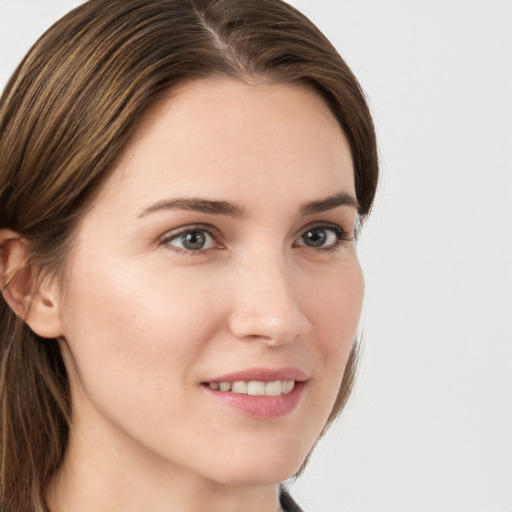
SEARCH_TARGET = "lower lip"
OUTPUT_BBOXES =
[203,381,306,419]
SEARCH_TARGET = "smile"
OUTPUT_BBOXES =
[207,380,295,396]
[202,367,307,417]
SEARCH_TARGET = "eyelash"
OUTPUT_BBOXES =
[294,223,353,253]
[159,224,222,256]
[159,222,353,256]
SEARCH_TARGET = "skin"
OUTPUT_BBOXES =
[33,78,364,512]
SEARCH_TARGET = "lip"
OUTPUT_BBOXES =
[205,366,308,384]
[201,366,308,419]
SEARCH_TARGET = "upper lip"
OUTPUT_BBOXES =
[204,367,308,384]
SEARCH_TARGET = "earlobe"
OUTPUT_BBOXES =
[0,229,64,339]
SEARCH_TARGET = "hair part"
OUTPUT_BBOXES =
[0,1,378,510]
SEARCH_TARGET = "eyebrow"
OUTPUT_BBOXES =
[138,198,247,218]
[138,192,359,219]
[299,192,360,216]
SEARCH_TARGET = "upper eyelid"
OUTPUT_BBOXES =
[294,224,352,249]
[295,221,352,238]
[158,220,353,249]
[160,221,347,235]
[160,223,223,242]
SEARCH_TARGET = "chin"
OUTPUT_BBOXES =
[213,464,300,487]
[201,435,312,487]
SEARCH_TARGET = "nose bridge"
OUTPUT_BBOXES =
[228,248,309,344]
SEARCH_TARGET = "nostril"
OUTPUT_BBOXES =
[228,306,309,345]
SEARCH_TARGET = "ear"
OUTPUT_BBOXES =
[0,229,64,339]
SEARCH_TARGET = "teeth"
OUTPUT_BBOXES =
[219,382,231,392]
[231,381,248,394]
[247,381,265,395]
[208,380,295,396]
[282,380,295,394]
[265,380,282,396]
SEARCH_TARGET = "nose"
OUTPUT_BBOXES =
[227,252,311,345]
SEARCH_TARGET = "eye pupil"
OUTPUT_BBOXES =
[183,231,206,250]
[303,228,327,247]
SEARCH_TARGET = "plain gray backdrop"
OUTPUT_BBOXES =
[1,1,511,511]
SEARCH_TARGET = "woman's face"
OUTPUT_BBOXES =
[55,78,363,485]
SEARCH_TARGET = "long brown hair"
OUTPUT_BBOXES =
[0,0,378,510]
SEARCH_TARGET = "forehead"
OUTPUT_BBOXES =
[92,78,355,215]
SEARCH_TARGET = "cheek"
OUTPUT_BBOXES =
[286,258,363,453]
[306,259,364,359]
[58,257,231,461]
[305,258,363,416]
[60,255,221,398]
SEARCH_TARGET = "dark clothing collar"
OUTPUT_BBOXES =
[279,487,304,512]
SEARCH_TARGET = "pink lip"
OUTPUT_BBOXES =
[205,366,308,383]
[201,367,308,419]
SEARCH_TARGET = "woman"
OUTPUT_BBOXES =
[0,0,378,511]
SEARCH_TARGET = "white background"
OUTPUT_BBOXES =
[1,1,511,511]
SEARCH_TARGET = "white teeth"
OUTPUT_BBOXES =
[219,382,231,392]
[208,380,296,396]
[265,380,282,396]
[282,380,295,394]
[247,381,265,395]
[231,381,248,394]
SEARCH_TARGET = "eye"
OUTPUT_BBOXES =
[295,225,349,250]
[164,228,218,252]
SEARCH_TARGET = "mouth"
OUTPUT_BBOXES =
[201,367,307,418]
[205,380,296,396]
